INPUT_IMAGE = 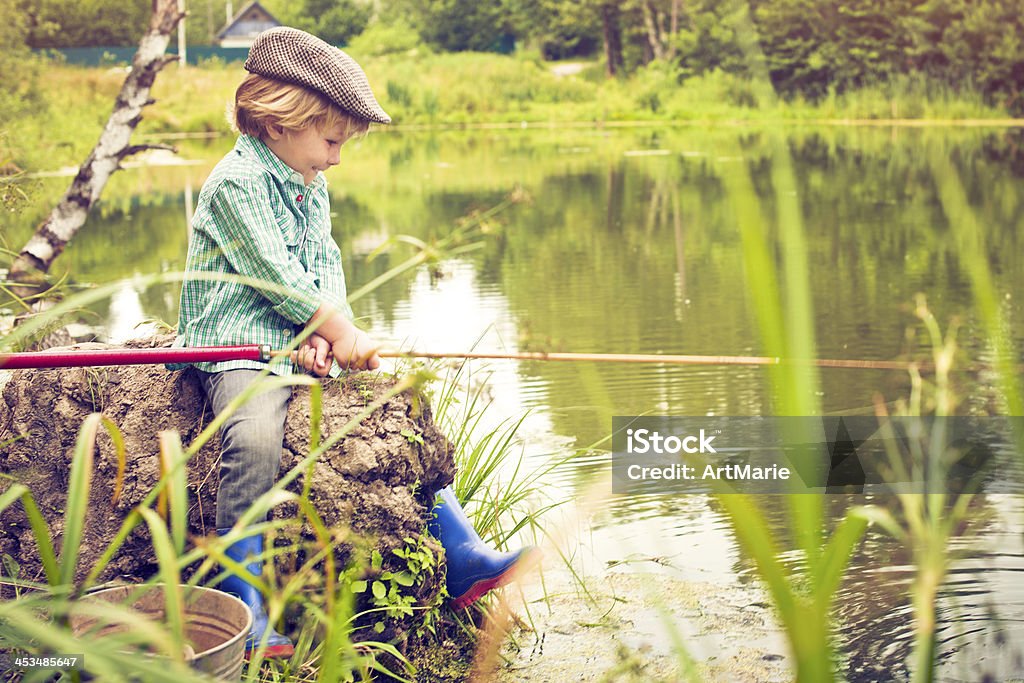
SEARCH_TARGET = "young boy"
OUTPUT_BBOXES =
[175,28,531,659]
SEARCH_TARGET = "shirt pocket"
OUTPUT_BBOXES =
[274,209,303,252]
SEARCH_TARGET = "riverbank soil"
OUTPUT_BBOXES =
[493,562,790,682]
[0,338,456,646]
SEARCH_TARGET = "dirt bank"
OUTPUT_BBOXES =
[0,338,456,644]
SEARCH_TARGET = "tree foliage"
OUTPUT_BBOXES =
[745,0,1023,109]
[511,0,602,60]
[0,0,41,125]
[264,0,372,46]
[672,1,749,78]
[18,0,150,48]
[501,0,1024,110]
[925,0,1024,107]
[391,0,512,53]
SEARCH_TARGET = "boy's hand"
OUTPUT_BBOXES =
[305,304,381,372]
[295,333,332,376]
[331,326,381,371]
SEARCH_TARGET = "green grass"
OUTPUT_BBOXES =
[1,52,1013,172]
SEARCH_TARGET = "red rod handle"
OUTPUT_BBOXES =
[0,345,270,370]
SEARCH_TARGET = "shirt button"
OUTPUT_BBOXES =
[296,194,303,202]
[283,330,291,337]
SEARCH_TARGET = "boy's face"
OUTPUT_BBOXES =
[265,122,351,185]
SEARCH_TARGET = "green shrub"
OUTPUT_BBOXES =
[348,19,427,58]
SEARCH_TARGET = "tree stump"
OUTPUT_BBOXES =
[0,338,457,645]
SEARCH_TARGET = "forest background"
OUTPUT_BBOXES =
[8,0,1024,98]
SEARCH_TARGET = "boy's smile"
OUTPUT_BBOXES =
[264,122,350,185]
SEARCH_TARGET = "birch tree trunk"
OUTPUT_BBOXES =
[642,0,667,62]
[668,0,680,60]
[7,0,184,297]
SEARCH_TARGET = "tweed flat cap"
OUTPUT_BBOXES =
[245,27,391,124]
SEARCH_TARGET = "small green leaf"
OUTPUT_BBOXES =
[394,572,415,587]
[351,580,367,593]
[371,549,383,570]
[372,580,386,599]
[374,621,385,634]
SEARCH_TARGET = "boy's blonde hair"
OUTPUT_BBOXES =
[232,73,370,140]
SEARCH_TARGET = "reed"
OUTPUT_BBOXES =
[426,357,569,551]
[691,8,872,680]
[665,7,1022,682]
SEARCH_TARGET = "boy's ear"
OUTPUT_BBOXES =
[265,124,285,141]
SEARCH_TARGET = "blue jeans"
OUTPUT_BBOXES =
[199,370,292,529]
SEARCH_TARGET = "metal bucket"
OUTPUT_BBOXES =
[70,584,252,681]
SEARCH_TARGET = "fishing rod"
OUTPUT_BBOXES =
[0,344,925,372]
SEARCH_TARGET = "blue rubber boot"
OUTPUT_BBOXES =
[216,529,294,660]
[427,487,536,609]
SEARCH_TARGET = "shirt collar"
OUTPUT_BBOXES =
[235,134,326,190]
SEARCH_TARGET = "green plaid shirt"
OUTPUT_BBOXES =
[173,134,352,376]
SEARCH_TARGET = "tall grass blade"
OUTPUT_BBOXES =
[157,431,189,555]
[815,510,870,609]
[928,151,1023,417]
[1,597,198,682]
[304,382,323,502]
[105,418,127,507]
[0,483,27,517]
[138,507,186,658]
[716,494,797,624]
[60,413,125,588]
[0,484,59,586]
[84,508,142,588]
[316,577,356,683]
[349,193,516,304]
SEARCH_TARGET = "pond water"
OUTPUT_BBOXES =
[7,125,1024,681]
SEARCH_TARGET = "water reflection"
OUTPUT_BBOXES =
[106,282,154,343]
[9,126,1024,679]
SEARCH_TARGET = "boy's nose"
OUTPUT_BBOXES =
[327,149,341,166]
